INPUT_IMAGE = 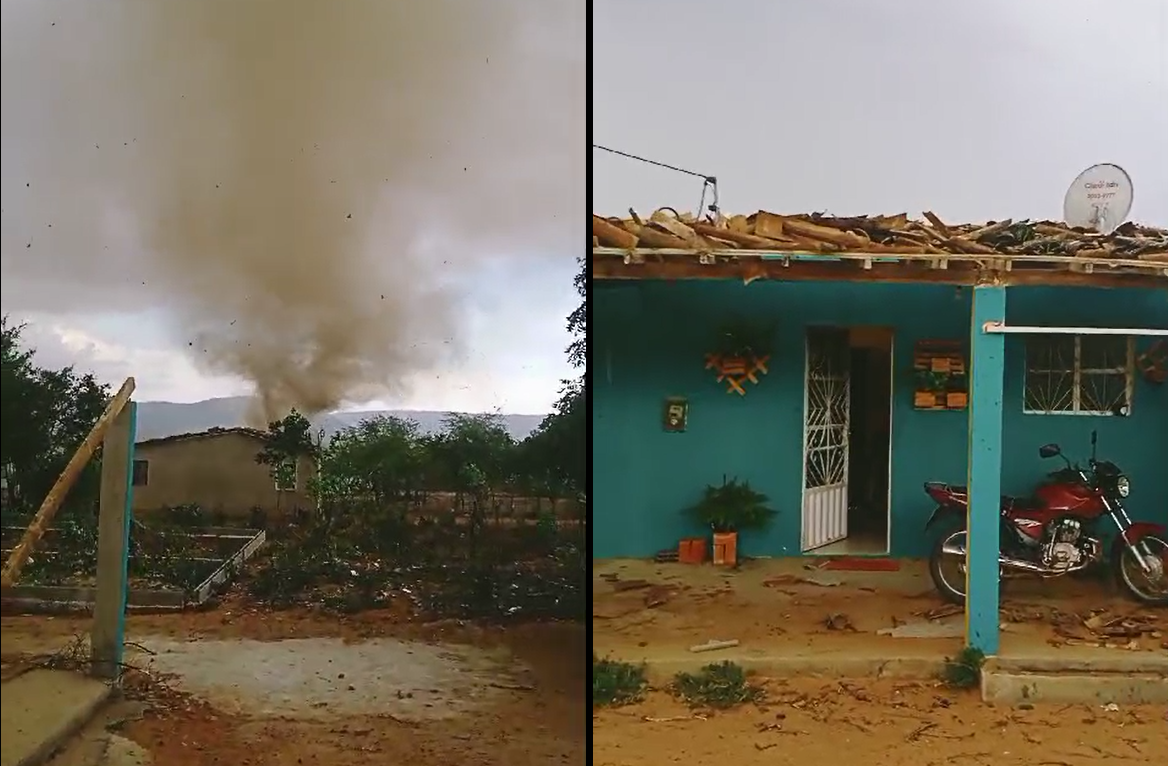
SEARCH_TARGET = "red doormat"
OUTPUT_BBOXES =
[820,557,901,572]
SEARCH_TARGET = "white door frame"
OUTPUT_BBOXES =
[800,327,896,555]
[800,327,850,552]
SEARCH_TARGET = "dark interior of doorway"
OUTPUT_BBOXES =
[843,328,892,554]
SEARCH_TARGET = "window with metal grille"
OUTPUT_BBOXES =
[1023,335,1134,415]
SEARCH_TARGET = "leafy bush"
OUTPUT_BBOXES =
[941,646,986,689]
[593,656,647,707]
[686,476,777,533]
[673,662,764,709]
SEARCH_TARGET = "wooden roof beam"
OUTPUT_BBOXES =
[592,255,1163,290]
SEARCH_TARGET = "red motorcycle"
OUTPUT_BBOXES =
[922,426,1167,606]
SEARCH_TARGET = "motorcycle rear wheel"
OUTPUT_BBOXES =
[1114,535,1168,606]
[928,528,969,605]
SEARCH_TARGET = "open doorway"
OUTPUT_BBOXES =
[801,326,892,555]
[843,327,892,553]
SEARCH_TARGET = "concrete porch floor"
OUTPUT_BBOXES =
[593,557,1166,682]
[1,669,113,766]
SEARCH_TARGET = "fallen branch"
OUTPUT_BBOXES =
[907,722,937,741]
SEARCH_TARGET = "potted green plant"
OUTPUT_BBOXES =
[685,476,777,567]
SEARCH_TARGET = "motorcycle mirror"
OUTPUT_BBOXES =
[1038,443,1061,459]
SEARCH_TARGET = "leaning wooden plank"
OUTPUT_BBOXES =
[922,211,952,237]
[963,219,1013,242]
[751,211,786,240]
[691,222,795,250]
[907,221,949,244]
[726,215,751,233]
[1034,223,1077,239]
[893,234,948,254]
[704,236,742,249]
[648,210,701,245]
[0,377,136,587]
[945,237,999,255]
[625,223,692,250]
[592,215,638,249]
[873,213,909,230]
[781,218,868,248]
[786,236,842,253]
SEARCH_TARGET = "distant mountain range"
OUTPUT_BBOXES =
[134,396,547,443]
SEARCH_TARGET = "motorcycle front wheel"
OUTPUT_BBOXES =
[1114,535,1168,605]
[928,528,969,605]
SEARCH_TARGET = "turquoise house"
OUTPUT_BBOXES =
[591,215,1167,653]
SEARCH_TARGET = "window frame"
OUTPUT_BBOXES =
[131,459,150,487]
[1022,334,1135,416]
[273,459,298,492]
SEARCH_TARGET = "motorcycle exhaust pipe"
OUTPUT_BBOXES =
[940,541,1056,574]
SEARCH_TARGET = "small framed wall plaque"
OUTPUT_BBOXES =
[663,397,689,432]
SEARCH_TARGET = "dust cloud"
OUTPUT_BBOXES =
[0,0,584,424]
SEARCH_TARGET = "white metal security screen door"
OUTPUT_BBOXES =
[802,327,851,551]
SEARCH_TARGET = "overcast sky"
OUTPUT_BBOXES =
[1,0,583,415]
[594,0,1167,226]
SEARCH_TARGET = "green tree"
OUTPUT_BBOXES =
[566,255,586,369]
[518,256,586,502]
[1,317,110,516]
[519,377,584,500]
[321,415,423,507]
[426,413,515,500]
[255,409,318,512]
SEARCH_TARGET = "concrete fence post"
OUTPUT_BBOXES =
[91,401,137,679]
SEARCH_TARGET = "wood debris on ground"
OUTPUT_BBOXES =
[611,579,653,593]
[917,604,964,621]
[643,585,674,609]
[592,208,1168,261]
[761,574,842,588]
[689,639,740,653]
[824,613,856,632]
[1041,606,1162,648]
[1080,610,1161,639]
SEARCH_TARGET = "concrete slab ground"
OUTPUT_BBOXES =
[594,557,1165,688]
[981,650,1168,706]
[1,670,112,766]
[42,700,154,766]
[983,667,1168,705]
[594,558,964,664]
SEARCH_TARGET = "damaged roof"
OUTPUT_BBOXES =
[135,426,268,448]
[592,209,1168,287]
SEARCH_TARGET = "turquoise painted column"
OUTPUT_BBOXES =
[966,284,1006,654]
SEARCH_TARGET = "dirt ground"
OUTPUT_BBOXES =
[1,599,586,766]
[593,677,1168,766]
[593,558,1166,663]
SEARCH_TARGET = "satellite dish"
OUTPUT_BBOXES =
[1063,163,1133,234]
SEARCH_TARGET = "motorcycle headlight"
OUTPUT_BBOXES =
[1116,475,1130,498]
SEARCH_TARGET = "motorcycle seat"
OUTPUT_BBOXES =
[931,483,1042,510]
[1002,495,1044,512]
